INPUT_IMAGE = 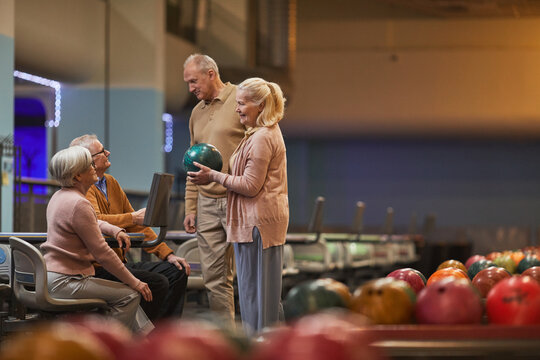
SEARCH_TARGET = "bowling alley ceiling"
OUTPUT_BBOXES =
[383,0,540,17]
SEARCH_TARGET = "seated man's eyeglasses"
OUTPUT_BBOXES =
[92,148,106,157]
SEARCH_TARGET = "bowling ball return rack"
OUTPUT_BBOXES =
[362,324,540,359]
[285,232,421,282]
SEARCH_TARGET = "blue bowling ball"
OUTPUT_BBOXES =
[183,143,223,172]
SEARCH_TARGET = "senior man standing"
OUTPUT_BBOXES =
[183,54,245,321]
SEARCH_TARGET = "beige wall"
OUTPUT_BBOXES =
[14,0,168,90]
[13,0,249,110]
[286,16,540,137]
[108,0,165,90]
[165,34,198,113]
[198,0,249,67]
[0,0,14,37]
[14,0,104,83]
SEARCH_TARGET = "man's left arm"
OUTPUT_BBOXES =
[102,177,175,262]
[87,186,135,229]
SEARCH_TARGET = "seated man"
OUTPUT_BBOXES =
[70,134,190,321]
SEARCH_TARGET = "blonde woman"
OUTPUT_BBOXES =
[188,77,288,336]
[42,146,152,332]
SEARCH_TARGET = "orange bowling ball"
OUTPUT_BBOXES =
[437,259,467,273]
[0,321,112,360]
[510,251,526,266]
[427,267,469,286]
[351,278,416,325]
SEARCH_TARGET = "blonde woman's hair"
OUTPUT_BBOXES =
[237,77,286,130]
[49,146,92,187]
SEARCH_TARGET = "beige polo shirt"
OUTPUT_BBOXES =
[185,82,245,215]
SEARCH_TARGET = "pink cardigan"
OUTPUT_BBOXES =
[41,187,141,289]
[211,125,289,249]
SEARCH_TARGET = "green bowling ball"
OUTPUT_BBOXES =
[283,280,347,322]
[517,255,540,274]
[183,143,223,173]
[467,259,496,280]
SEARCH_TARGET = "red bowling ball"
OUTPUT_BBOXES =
[251,311,386,360]
[119,319,239,360]
[521,266,540,283]
[416,277,483,325]
[465,255,486,269]
[472,266,511,298]
[386,268,426,294]
[486,275,540,325]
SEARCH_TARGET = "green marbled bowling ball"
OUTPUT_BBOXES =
[183,143,223,173]
[467,259,496,280]
[517,255,540,274]
[283,280,347,322]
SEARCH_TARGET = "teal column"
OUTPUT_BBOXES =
[56,0,165,192]
[0,1,14,231]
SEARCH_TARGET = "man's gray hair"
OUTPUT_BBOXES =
[49,146,92,187]
[184,53,220,77]
[70,134,98,150]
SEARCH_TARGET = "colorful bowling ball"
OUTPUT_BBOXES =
[283,280,348,321]
[465,255,486,269]
[471,266,511,298]
[251,311,385,360]
[427,267,469,286]
[119,319,238,360]
[416,277,483,325]
[183,143,223,172]
[467,259,496,279]
[492,254,517,274]
[517,255,540,274]
[485,251,502,261]
[521,266,540,283]
[0,321,112,360]
[437,259,467,273]
[386,268,426,294]
[486,275,540,325]
[192,312,251,354]
[351,278,416,324]
[315,278,353,307]
[62,314,132,359]
[522,246,540,257]
[509,251,525,266]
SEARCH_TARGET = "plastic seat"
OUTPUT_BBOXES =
[9,236,107,313]
[282,244,299,276]
[175,238,204,290]
[0,244,12,300]
[0,244,10,285]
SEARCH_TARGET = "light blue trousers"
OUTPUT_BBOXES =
[234,227,283,337]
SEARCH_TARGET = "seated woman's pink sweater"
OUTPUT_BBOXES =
[41,187,140,289]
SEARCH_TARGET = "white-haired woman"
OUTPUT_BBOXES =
[41,146,153,332]
[188,77,288,336]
